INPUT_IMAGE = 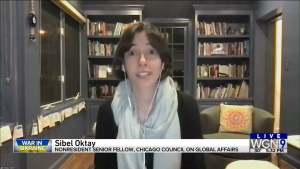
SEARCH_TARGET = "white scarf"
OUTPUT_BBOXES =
[111,76,181,169]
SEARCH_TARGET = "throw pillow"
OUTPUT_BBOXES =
[219,104,253,134]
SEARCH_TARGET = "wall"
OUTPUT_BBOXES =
[82,0,253,19]
[0,1,30,168]
[0,1,20,128]
[69,0,82,11]
[0,1,86,169]
[254,1,300,168]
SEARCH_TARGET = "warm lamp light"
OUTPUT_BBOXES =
[107,67,112,73]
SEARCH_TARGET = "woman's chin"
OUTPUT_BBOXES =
[133,76,157,88]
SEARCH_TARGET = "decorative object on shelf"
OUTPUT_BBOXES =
[211,43,226,55]
[243,65,249,77]
[240,28,246,35]
[29,0,37,42]
[234,29,241,35]
[203,71,208,77]
[107,65,113,77]
[227,26,233,35]
[91,87,97,99]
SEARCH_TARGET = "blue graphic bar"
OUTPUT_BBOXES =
[250,133,287,139]
[16,139,49,146]
[14,139,52,153]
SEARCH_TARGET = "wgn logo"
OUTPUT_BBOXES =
[249,133,287,153]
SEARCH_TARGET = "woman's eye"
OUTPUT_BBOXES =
[149,50,156,55]
[128,51,135,56]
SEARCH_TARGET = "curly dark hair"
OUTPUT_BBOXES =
[112,22,172,81]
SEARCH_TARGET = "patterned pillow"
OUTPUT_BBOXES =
[219,104,253,134]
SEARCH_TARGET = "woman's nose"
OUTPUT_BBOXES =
[138,54,147,66]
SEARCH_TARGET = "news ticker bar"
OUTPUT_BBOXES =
[13,139,288,153]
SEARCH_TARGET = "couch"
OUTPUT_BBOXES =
[200,106,275,169]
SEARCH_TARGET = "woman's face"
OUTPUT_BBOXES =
[124,31,163,89]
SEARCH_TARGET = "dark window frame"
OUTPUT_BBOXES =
[40,0,81,108]
[65,13,81,100]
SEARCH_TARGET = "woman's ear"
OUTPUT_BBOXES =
[162,63,165,70]
[122,64,125,72]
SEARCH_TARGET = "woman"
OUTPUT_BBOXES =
[94,22,206,169]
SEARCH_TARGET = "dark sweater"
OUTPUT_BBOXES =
[94,91,206,169]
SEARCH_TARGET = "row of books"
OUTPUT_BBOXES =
[86,19,135,36]
[88,40,117,56]
[87,62,113,78]
[197,63,248,78]
[197,21,246,36]
[88,82,249,99]
[197,41,249,56]
[196,81,249,99]
[89,85,116,99]
[197,22,226,36]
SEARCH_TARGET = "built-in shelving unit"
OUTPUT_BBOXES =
[193,5,254,111]
[81,5,145,137]
[83,5,144,100]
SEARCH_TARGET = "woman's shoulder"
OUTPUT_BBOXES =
[176,91,203,140]
[176,90,199,118]
[97,99,114,119]
[177,91,198,107]
[99,99,113,110]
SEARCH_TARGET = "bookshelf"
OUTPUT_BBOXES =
[81,5,144,137]
[193,5,254,109]
[83,5,144,100]
[144,18,191,93]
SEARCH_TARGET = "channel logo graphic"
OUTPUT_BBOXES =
[13,139,52,153]
[249,133,287,153]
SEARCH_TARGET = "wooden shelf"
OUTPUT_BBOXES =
[196,98,253,102]
[85,98,110,102]
[197,55,249,58]
[87,35,121,39]
[168,43,184,45]
[197,35,250,38]
[88,77,118,81]
[87,56,114,59]
[197,77,249,80]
